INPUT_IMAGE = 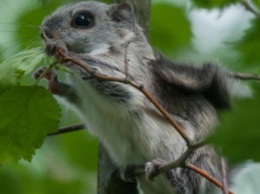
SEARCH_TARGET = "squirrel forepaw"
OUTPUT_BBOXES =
[33,66,57,82]
[145,158,167,181]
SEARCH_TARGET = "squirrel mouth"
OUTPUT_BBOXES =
[44,40,68,58]
[40,28,68,58]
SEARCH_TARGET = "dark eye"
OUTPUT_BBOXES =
[73,12,94,28]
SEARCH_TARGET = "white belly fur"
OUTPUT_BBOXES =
[68,75,186,194]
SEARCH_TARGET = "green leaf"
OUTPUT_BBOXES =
[0,86,61,164]
[236,19,260,70]
[253,0,260,8]
[210,84,260,163]
[0,48,46,88]
[192,0,240,9]
[150,3,192,55]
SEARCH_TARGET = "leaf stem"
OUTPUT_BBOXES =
[34,62,56,86]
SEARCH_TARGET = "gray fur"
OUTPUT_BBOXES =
[40,1,247,194]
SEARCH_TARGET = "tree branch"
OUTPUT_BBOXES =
[241,0,260,18]
[58,49,192,144]
[228,71,260,81]
[221,158,229,194]
[56,49,235,194]
[186,163,234,194]
[47,124,85,136]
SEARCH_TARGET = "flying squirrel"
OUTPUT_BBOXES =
[34,1,251,194]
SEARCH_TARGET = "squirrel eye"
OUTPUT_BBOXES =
[73,12,94,28]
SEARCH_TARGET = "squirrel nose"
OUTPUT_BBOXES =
[40,27,53,40]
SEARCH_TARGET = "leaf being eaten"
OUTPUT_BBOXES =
[0,48,47,88]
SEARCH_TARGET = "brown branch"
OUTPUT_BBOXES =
[56,49,235,194]
[130,141,206,177]
[124,42,130,80]
[136,86,192,144]
[58,49,191,144]
[221,158,229,194]
[131,153,234,194]
[228,72,260,81]
[186,163,234,194]
[47,124,85,136]
[158,141,206,173]
[133,140,228,194]
[241,0,260,18]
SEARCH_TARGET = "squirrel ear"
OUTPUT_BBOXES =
[108,3,135,23]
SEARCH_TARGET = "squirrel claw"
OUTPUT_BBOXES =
[33,67,58,82]
[145,158,167,181]
[33,67,46,80]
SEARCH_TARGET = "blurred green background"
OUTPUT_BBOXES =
[1,0,260,193]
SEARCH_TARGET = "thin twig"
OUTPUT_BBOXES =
[221,158,229,194]
[157,141,206,173]
[186,163,234,194]
[241,0,260,18]
[47,124,85,136]
[58,49,192,144]
[228,72,260,81]
[131,141,206,176]
[124,42,130,80]
[135,85,192,144]
[56,49,235,194]
[134,142,234,194]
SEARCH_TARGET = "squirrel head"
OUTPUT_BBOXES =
[41,1,138,56]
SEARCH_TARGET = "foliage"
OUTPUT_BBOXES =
[16,1,62,50]
[192,0,240,9]
[0,0,98,193]
[0,0,260,193]
[0,46,60,164]
[236,19,260,70]
[255,0,260,7]
[210,84,260,163]
[0,48,46,88]
[150,3,192,54]
[0,86,60,164]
